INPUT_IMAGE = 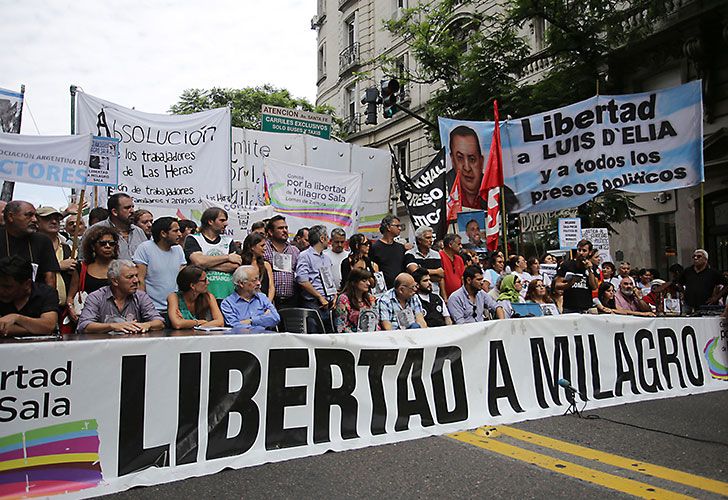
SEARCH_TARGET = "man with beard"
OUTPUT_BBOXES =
[0,201,59,287]
[77,259,164,334]
[447,265,505,324]
[263,215,300,309]
[0,255,59,336]
[412,267,451,327]
[134,217,186,313]
[614,276,655,316]
[554,239,598,313]
[89,193,147,260]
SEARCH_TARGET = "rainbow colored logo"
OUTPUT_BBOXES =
[0,420,102,498]
[704,337,728,381]
[266,181,355,227]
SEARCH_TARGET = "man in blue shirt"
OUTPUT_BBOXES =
[448,265,505,324]
[295,224,335,332]
[134,217,186,313]
[376,272,428,330]
[221,265,280,330]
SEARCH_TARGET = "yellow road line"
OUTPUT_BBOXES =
[497,426,728,497]
[449,431,693,500]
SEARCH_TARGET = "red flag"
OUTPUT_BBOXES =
[480,100,504,251]
[447,170,462,221]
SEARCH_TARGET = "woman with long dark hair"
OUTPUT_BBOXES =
[167,265,224,329]
[340,233,379,288]
[239,232,275,302]
[65,225,120,323]
[333,268,378,332]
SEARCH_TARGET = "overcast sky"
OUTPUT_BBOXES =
[1,0,318,209]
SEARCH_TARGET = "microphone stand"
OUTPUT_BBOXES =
[563,389,583,418]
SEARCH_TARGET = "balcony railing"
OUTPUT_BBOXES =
[339,43,360,74]
[343,113,361,135]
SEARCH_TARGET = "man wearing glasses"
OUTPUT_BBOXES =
[370,215,406,289]
[677,249,727,310]
[447,265,505,324]
[376,272,427,330]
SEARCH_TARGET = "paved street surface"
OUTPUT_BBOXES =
[106,391,728,499]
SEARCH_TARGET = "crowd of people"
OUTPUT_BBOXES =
[1,194,727,337]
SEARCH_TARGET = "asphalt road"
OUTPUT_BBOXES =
[105,391,728,499]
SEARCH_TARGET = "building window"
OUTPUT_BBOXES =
[317,43,326,81]
[532,17,546,51]
[396,140,409,176]
[343,84,359,134]
[346,14,356,48]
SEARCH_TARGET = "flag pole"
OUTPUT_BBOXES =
[69,85,85,259]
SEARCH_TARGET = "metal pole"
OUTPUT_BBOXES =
[68,85,85,258]
[699,182,704,248]
[0,84,25,201]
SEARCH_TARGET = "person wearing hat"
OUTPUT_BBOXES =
[642,278,666,309]
[0,200,60,288]
[36,206,76,307]
[677,249,728,310]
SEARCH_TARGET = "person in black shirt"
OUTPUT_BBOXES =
[0,255,59,336]
[554,239,598,313]
[0,200,60,288]
[677,249,728,309]
[370,215,406,288]
[412,267,451,327]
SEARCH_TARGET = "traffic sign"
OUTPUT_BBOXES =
[261,104,332,139]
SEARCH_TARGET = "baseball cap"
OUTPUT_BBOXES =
[36,206,62,218]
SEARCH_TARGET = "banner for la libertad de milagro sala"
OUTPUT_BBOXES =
[76,92,231,209]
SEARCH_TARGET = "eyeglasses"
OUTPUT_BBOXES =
[535,284,546,288]
[361,241,371,246]
[472,304,478,318]
[197,277,209,283]
[390,224,403,228]
[97,240,116,247]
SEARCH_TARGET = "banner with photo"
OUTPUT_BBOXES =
[85,136,120,188]
[0,87,23,134]
[76,92,231,208]
[0,132,92,189]
[394,149,448,240]
[439,81,704,213]
[264,157,362,237]
[0,316,725,498]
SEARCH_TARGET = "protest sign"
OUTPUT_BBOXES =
[581,227,613,263]
[85,136,120,187]
[0,87,23,133]
[76,92,231,208]
[457,210,486,243]
[0,316,724,498]
[395,149,448,239]
[439,81,704,213]
[0,133,92,189]
[264,158,362,236]
[200,198,274,240]
[558,217,581,249]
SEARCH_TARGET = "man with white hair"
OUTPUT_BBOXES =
[677,249,728,309]
[221,265,280,330]
[76,259,164,334]
[614,276,654,316]
[404,225,445,296]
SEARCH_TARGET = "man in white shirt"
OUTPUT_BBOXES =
[323,227,349,289]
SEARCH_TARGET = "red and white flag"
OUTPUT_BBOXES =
[447,170,462,221]
[479,100,505,251]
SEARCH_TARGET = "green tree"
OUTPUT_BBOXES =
[380,0,660,235]
[169,85,339,132]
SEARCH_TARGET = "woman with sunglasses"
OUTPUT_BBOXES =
[167,265,224,329]
[66,226,119,324]
[333,268,379,333]
[340,233,379,288]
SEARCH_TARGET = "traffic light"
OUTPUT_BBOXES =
[361,87,381,125]
[380,78,400,119]
[507,213,521,239]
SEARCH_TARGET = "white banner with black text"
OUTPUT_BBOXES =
[0,316,725,498]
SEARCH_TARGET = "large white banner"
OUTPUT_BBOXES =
[0,133,92,189]
[439,81,704,213]
[0,316,725,498]
[264,157,363,237]
[76,92,231,208]
[230,128,391,238]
